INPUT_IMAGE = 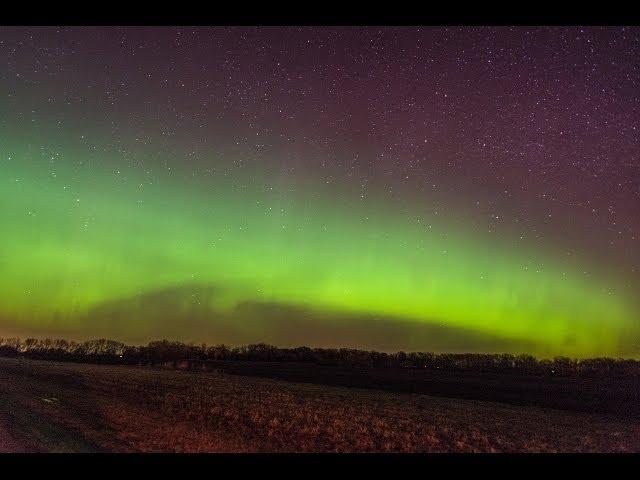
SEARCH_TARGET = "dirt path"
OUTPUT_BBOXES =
[0,417,27,452]
[0,360,100,452]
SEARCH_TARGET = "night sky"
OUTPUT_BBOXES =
[1,26,639,357]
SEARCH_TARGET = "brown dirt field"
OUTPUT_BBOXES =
[0,357,638,452]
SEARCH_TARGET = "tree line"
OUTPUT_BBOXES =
[0,336,638,377]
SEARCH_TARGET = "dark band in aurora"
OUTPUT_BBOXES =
[1,27,639,357]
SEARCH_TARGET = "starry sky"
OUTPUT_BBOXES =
[1,26,639,357]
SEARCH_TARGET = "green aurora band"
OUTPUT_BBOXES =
[1,139,638,357]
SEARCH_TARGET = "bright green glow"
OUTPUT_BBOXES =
[1,139,637,357]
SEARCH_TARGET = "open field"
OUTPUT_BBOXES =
[200,360,640,417]
[1,356,639,453]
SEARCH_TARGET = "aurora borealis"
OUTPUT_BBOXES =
[1,27,639,357]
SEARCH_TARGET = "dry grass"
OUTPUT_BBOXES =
[1,358,639,452]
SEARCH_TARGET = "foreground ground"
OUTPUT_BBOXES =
[0,357,638,452]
